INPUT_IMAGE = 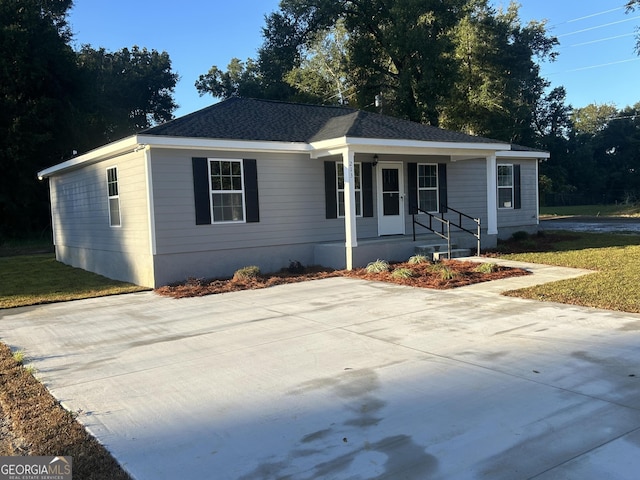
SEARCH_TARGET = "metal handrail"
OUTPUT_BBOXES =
[412,205,481,257]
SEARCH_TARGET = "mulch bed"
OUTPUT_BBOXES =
[156,259,531,298]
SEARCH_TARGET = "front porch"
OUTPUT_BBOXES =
[313,232,488,270]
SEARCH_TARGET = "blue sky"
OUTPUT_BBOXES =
[68,1,640,118]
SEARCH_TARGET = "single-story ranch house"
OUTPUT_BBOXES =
[38,97,549,288]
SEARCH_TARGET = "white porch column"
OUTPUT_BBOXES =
[342,148,358,270]
[486,154,498,235]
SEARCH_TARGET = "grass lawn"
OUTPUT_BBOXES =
[0,254,147,309]
[495,231,640,313]
[540,204,640,217]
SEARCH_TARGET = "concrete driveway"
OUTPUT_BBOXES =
[1,260,640,479]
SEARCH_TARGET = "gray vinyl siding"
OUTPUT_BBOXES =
[150,149,376,256]
[49,150,153,285]
[401,157,489,235]
[497,160,538,229]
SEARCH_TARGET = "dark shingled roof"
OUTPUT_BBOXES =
[142,97,513,147]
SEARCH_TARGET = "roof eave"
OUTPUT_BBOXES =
[496,150,550,159]
[136,135,311,154]
[37,136,141,179]
[310,137,511,158]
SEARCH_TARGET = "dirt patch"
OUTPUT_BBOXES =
[156,259,530,298]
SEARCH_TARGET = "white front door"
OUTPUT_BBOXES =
[377,162,405,235]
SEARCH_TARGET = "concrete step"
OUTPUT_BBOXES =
[414,243,451,255]
[432,248,472,261]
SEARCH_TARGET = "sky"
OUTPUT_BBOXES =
[67,1,640,118]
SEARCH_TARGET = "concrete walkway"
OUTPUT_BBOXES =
[1,260,640,479]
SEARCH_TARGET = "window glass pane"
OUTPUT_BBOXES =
[336,165,344,189]
[354,164,361,189]
[418,165,437,188]
[383,193,400,215]
[211,162,220,175]
[221,161,231,175]
[419,190,438,212]
[355,191,361,216]
[338,191,345,217]
[498,187,513,208]
[382,169,399,192]
[212,193,244,221]
[498,165,513,187]
[109,198,121,226]
[231,162,241,175]
[211,176,222,190]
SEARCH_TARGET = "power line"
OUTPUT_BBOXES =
[569,32,636,48]
[546,57,640,75]
[557,15,640,38]
[566,7,625,24]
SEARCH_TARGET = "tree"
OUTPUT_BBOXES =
[0,1,179,239]
[442,1,557,143]
[197,0,556,134]
[195,57,264,100]
[76,46,179,152]
[0,0,78,237]
[627,0,640,53]
[284,19,351,105]
[533,87,576,197]
[572,103,618,135]
[591,103,640,202]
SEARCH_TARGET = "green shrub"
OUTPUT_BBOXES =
[287,260,304,274]
[391,267,414,279]
[408,254,429,264]
[438,266,459,281]
[474,262,497,274]
[233,265,261,281]
[365,259,390,273]
[12,350,25,365]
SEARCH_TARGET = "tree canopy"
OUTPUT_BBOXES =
[197,0,557,143]
[0,0,178,239]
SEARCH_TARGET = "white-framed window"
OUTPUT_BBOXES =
[106,166,121,227]
[209,159,245,223]
[336,161,362,217]
[498,164,514,209]
[418,163,439,212]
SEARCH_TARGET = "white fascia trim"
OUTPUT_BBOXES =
[136,135,310,154]
[310,137,510,158]
[496,150,550,159]
[38,136,141,179]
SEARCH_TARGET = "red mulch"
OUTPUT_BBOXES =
[155,259,531,298]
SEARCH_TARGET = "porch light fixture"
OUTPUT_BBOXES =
[372,154,379,167]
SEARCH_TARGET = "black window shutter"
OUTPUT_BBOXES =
[362,162,374,217]
[192,157,211,225]
[513,164,521,209]
[243,159,260,222]
[324,161,337,219]
[408,163,418,214]
[438,163,448,213]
